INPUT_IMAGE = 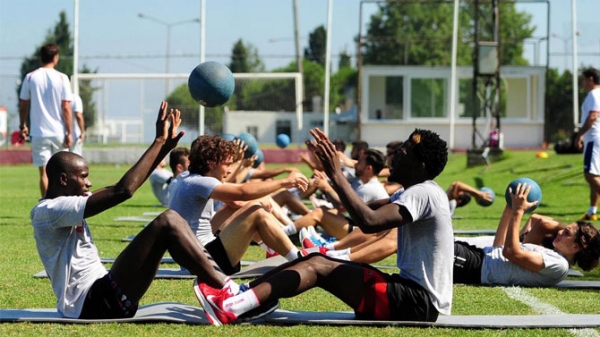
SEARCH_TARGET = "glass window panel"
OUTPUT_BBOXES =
[410,78,447,118]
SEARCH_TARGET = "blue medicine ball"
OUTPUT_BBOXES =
[504,177,542,213]
[188,61,235,107]
[253,149,264,168]
[276,133,291,148]
[477,187,495,207]
[238,133,258,159]
[221,133,236,141]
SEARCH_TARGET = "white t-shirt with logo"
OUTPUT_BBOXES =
[31,195,107,318]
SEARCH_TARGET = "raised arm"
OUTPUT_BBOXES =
[308,128,403,233]
[498,183,544,272]
[84,101,184,218]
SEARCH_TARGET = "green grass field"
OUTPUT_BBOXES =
[1,150,599,336]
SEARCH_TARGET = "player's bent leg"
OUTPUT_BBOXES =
[111,210,226,301]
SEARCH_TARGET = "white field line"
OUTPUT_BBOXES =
[503,287,599,337]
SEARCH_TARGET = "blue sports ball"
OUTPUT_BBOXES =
[188,61,235,107]
[253,149,264,168]
[238,132,258,159]
[504,177,542,213]
[221,133,236,141]
[276,133,291,148]
[477,187,495,207]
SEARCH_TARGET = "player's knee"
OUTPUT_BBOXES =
[153,209,187,231]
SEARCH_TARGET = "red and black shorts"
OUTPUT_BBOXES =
[356,265,438,322]
[79,271,138,319]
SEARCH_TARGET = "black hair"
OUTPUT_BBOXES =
[582,68,600,85]
[363,149,386,175]
[332,139,346,152]
[456,193,472,207]
[169,147,190,173]
[574,221,600,271]
[408,129,448,179]
[40,44,59,64]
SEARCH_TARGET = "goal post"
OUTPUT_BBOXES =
[74,72,303,144]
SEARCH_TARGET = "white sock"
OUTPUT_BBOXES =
[589,206,597,215]
[223,277,240,296]
[324,242,337,250]
[285,247,301,261]
[326,248,351,256]
[282,223,298,236]
[256,240,277,255]
[223,289,260,316]
[327,251,350,261]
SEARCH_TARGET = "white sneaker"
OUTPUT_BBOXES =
[307,226,328,246]
[299,228,316,249]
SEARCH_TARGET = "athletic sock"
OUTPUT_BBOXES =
[223,289,260,316]
[282,223,298,236]
[223,277,240,296]
[324,242,337,250]
[326,248,351,256]
[284,247,301,261]
[589,206,597,215]
[327,251,350,261]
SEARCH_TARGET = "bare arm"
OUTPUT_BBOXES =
[75,111,85,141]
[308,128,407,234]
[61,100,73,148]
[19,99,30,140]
[210,171,308,202]
[447,181,492,204]
[250,167,300,180]
[84,102,183,218]
[500,183,545,272]
[521,214,566,244]
[577,110,599,149]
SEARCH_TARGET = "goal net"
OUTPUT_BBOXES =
[75,72,303,144]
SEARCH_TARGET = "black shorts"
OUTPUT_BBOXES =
[79,271,138,319]
[386,273,439,322]
[344,215,356,234]
[453,241,484,285]
[205,235,241,275]
[355,264,438,322]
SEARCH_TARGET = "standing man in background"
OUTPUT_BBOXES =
[577,68,600,221]
[69,93,85,155]
[19,43,73,197]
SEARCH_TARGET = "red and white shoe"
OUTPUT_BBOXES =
[193,279,237,326]
[299,228,317,249]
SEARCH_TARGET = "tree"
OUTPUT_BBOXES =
[229,39,265,73]
[304,26,327,66]
[338,50,352,69]
[361,2,534,66]
[19,11,97,129]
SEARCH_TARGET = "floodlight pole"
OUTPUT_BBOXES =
[138,13,200,97]
[571,0,579,129]
[199,0,206,136]
[323,0,333,136]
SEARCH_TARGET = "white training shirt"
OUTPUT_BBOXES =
[19,67,73,138]
[581,87,600,143]
[168,172,222,245]
[31,195,107,318]
[481,244,569,287]
[356,177,389,203]
[149,168,173,206]
[71,94,84,140]
[391,180,454,316]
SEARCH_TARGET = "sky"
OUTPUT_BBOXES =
[1,0,599,137]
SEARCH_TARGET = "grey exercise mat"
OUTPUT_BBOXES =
[265,310,600,328]
[114,216,153,223]
[0,302,208,324]
[121,234,136,242]
[556,280,600,289]
[3,303,600,328]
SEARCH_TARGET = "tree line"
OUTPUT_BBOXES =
[19,3,585,144]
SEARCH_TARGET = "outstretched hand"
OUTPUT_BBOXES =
[508,183,538,213]
[306,128,340,178]
[155,101,184,149]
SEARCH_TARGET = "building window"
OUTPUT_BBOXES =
[247,126,258,140]
[368,76,404,120]
[276,120,291,141]
[410,78,447,118]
